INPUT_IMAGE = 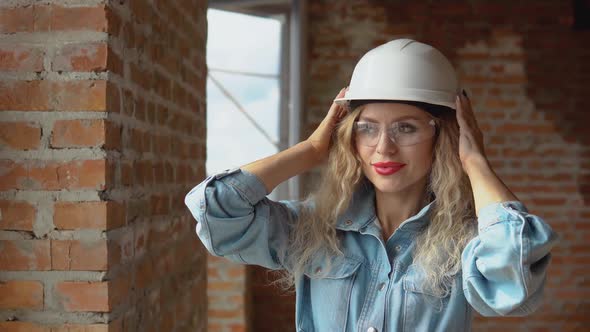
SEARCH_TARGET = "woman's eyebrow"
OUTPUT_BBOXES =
[358,115,423,122]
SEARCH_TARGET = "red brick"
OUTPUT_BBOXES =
[154,162,165,184]
[107,47,123,76]
[52,42,107,72]
[159,308,175,332]
[495,123,534,134]
[50,5,107,32]
[530,198,568,206]
[56,80,106,111]
[129,127,143,152]
[0,280,43,309]
[129,0,155,24]
[135,256,155,290]
[0,121,41,150]
[108,273,130,309]
[120,161,132,186]
[502,147,535,158]
[135,160,154,185]
[33,5,52,32]
[209,309,244,319]
[106,83,121,117]
[54,281,109,312]
[0,240,50,270]
[151,194,170,215]
[209,281,241,292]
[105,120,122,151]
[121,22,135,50]
[484,99,518,109]
[0,80,51,111]
[0,80,106,112]
[0,321,48,332]
[0,6,34,33]
[106,6,122,36]
[0,159,109,191]
[229,324,247,332]
[226,265,246,279]
[527,173,572,182]
[0,46,44,71]
[154,134,170,155]
[107,238,122,269]
[51,240,107,271]
[54,201,125,230]
[0,200,35,231]
[51,119,105,148]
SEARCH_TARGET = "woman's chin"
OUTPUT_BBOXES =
[369,179,404,194]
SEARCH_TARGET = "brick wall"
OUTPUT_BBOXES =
[247,0,590,331]
[0,1,208,331]
[207,255,248,332]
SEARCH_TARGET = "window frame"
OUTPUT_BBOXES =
[208,0,307,200]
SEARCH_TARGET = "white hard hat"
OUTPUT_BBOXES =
[334,38,460,111]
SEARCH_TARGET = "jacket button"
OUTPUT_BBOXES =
[314,266,322,274]
[395,245,402,252]
[367,327,378,332]
[378,282,386,291]
[345,220,353,226]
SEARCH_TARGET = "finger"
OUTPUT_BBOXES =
[328,90,345,114]
[461,94,482,130]
[335,87,347,99]
[455,95,469,129]
[458,93,480,130]
[459,92,472,110]
[329,87,349,116]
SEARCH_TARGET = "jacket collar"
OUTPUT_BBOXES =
[335,179,435,233]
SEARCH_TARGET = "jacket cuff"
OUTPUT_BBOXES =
[213,167,269,205]
[477,200,529,233]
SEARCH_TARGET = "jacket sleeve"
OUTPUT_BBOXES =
[461,200,559,316]
[184,167,302,270]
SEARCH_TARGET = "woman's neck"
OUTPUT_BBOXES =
[374,180,430,240]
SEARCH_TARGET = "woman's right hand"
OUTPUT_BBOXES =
[306,86,349,162]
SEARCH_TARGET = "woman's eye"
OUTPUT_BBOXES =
[357,123,378,133]
[362,127,377,134]
[397,123,417,133]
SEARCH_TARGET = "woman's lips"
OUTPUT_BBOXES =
[373,163,406,175]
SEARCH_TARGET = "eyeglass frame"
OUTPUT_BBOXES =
[352,117,440,147]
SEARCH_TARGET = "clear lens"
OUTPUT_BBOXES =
[353,119,436,147]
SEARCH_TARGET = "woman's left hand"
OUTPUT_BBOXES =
[456,90,488,173]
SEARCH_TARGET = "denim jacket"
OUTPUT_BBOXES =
[184,167,559,332]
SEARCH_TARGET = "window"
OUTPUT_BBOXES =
[207,0,305,200]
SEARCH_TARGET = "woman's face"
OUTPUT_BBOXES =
[354,102,436,195]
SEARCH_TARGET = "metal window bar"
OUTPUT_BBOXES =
[207,67,280,148]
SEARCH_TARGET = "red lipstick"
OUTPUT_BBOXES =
[372,161,406,175]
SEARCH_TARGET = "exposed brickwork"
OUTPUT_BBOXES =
[207,255,248,331]
[0,0,207,331]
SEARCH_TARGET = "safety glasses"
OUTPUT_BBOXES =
[353,118,437,147]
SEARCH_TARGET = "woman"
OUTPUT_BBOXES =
[185,39,558,332]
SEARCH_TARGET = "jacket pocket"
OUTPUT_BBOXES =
[301,255,363,332]
[402,266,452,332]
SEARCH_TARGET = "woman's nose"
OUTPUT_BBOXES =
[375,129,398,155]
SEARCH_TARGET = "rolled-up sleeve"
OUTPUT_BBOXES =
[461,201,559,316]
[184,167,301,270]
